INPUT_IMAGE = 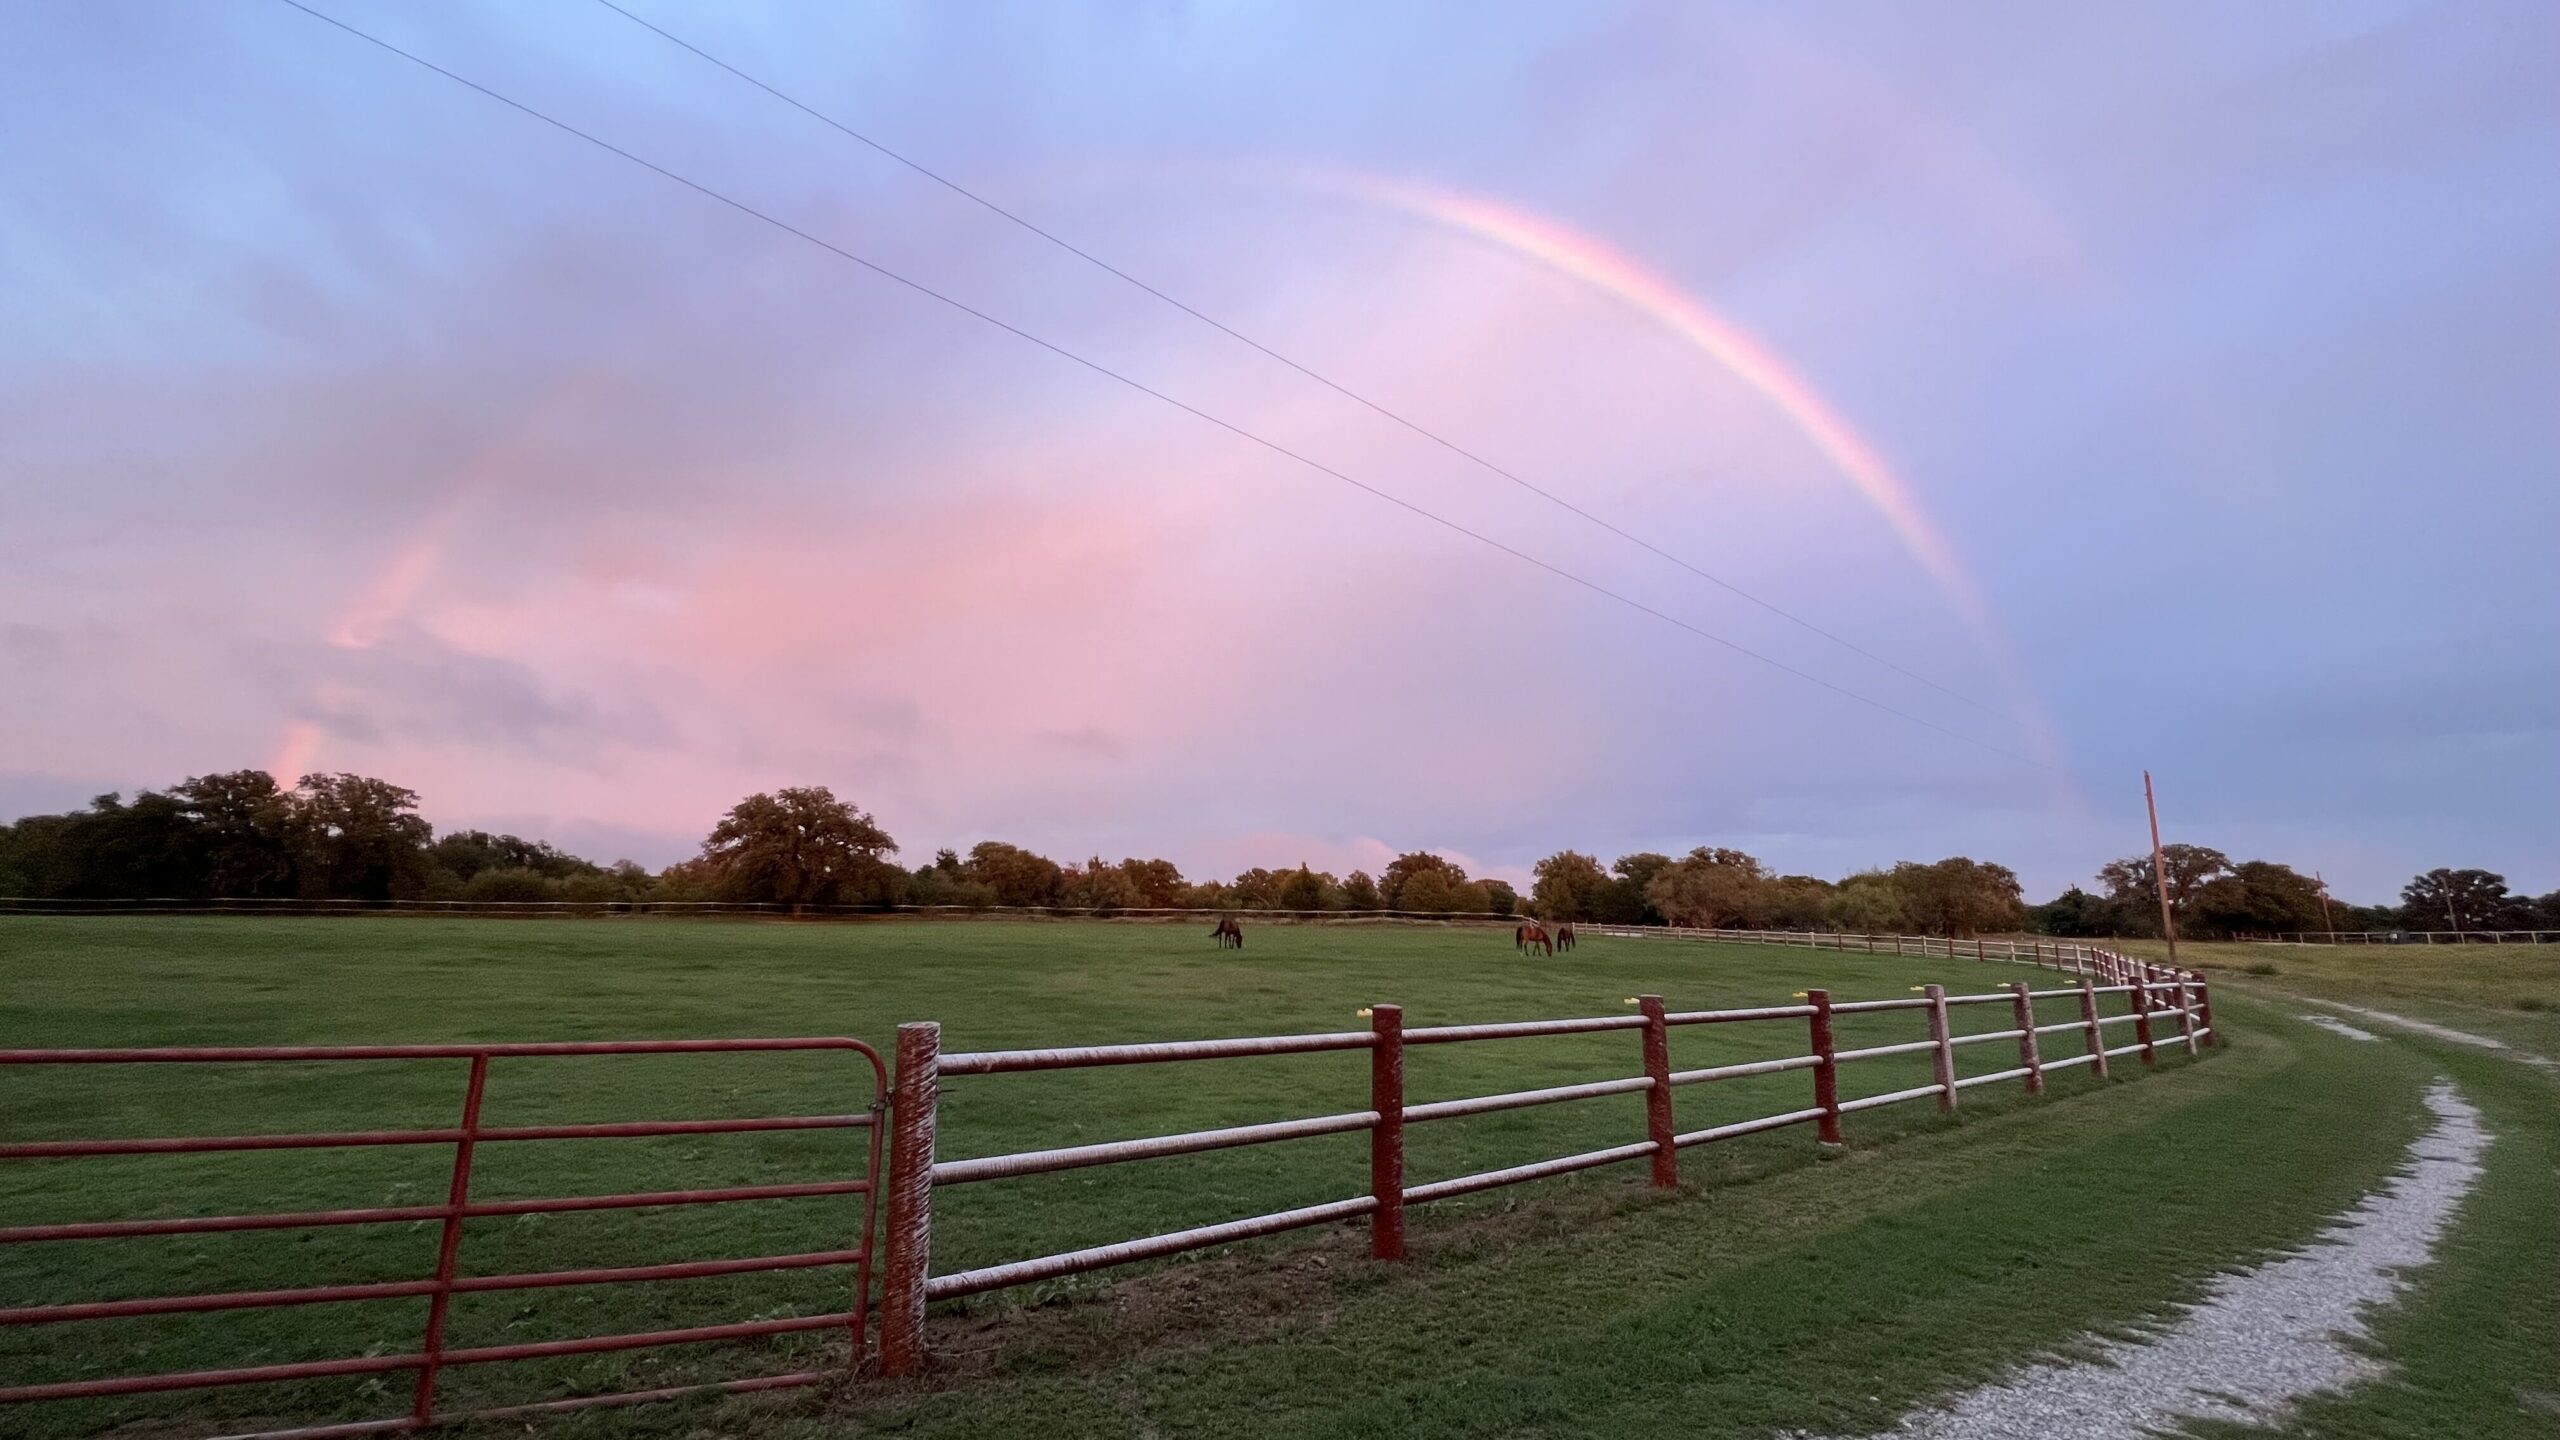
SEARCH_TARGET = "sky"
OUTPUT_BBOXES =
[2,1,2554,905]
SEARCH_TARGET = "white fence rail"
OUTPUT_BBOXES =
[1582,925,2195,983]
[2234,929,2556,946]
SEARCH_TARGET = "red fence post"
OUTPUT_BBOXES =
[1924,984,1957,1113]
[2196,976,2220,1046]
[2078,976,2110,1080]
[1808,988,1843,1147]
[879,1021,940,1378]
[1369,1004,1406,1259]
[2132,966,2159,1066]
[1975,937,1986,964]
[2009,981,2044,1096]
[1638,995,1677,1187]
[411,1053,489,1425]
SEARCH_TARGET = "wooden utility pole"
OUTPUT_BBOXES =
[2144,771,2180,967]
[2315,871,2337,935]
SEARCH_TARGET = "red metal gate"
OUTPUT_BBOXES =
[0,1038,886,1439]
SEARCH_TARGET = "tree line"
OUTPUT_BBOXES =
[1,769,2552,936]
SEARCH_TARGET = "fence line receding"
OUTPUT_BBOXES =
[4,946,2216,1430]
[873,955,2213,1375]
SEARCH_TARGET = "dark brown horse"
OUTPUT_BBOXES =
[1514,921,1552,956]
[1211,916,1244,949]
[1554,922,1577,953]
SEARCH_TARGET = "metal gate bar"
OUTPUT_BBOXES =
[0,1037,886,1439]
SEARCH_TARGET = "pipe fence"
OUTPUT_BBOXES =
[1593,923,2559,952]
[870,966,2214,1375]
[1584,926,2198,985]
[2230,928,2557,946]
[5,962,2219,1430]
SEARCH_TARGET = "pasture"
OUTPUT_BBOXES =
[2,918,2551,1438]
[2114,936,2560,1055]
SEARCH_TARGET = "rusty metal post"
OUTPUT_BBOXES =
[1369,1004,1405,1259]
[1638,995,1677,1187]
[2197,976,2219,1046]
[1975,937,1986,963]
[2010,981,2044,1096]
[1924,984,1957,1112]
[412,1053,489,1424]
[879,1021,940,1378]
[2132,965,2159,1066]
[2078,976,2110,1080]
[1808,988,1843,1147]
[2173,975,2201,1056]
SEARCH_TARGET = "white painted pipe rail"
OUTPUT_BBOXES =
[1402,1015,1647,1044]
[1673,1106,1829,1147]
[1837,1082,1950,1114]
[923,1196,1379,1300]
[932,1110,1378,1185]
[1402,1076,1653,1123]
[1663,1004,1818,1025]
[1833,1039,1940,1063]
[1401,1141,1659,1205]
[1950,1028,2028,1046]
[939,1030,1372,1074]
[1666,1055,1823,1086]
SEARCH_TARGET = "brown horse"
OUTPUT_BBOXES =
[1514,921,1552,956]
[1555,922,1577,953]
[1211,916,1244,949]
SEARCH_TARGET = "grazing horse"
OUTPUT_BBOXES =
[1555,922,1577,953]
[1211,916,1244,949]
[1514,921,1553,957]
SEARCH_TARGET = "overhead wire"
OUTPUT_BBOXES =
[586,0,2029,731]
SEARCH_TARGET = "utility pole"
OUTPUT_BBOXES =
[2144,771,2180,967]
[2315,870,2337,936]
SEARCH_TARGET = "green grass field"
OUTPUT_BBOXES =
[2,918,2551,1438]
[2111,937,2560,1058]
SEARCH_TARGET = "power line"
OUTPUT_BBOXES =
[269,0,2052,771]
[588,0,2029,732]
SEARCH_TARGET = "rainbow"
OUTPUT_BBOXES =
[268,173,2064,786]
[1317,171,2002,641]
[267,380,597,786]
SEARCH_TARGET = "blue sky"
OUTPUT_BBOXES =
[2,0,2553,903]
